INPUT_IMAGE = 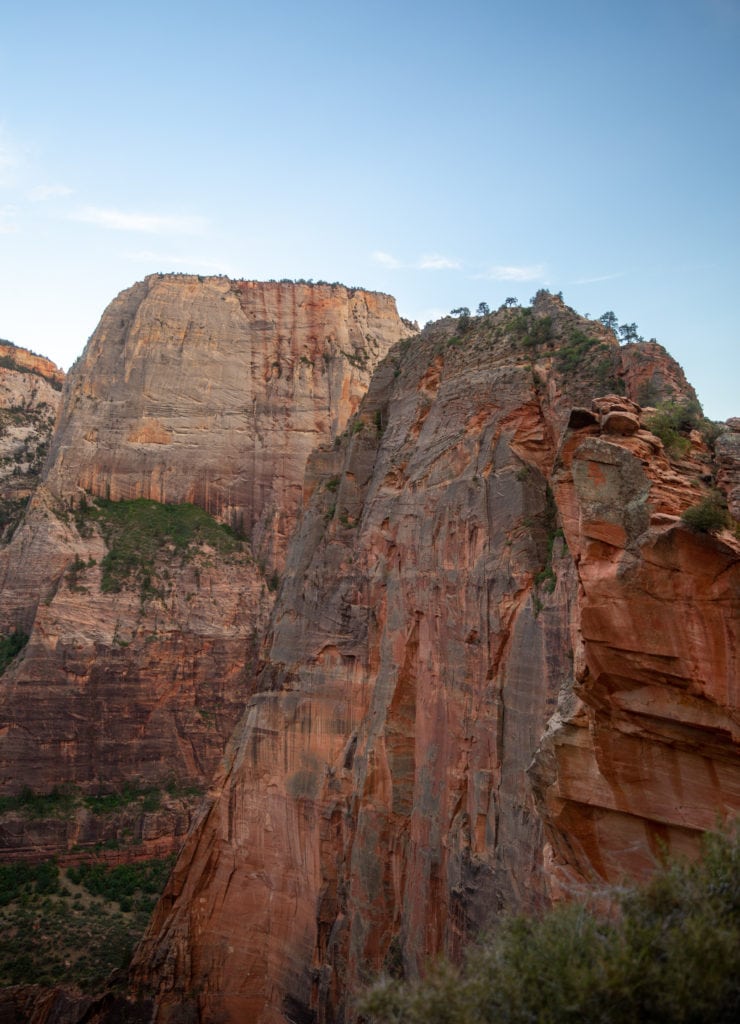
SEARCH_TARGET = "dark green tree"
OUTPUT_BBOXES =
[599,311,619,333]
[619,322,640,343]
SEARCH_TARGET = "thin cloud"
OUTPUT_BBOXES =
[418,253,461,270]
[372,250,462,271]
[478,264,546,282]
[371,250,403,269]
[70,206,208,234]
[29,184,74,201]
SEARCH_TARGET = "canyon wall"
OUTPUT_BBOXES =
[0,341,64,542]
[131,297,739,1023]
[45,275,411,573]
[0,278,408,860]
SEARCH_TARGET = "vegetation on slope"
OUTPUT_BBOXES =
[74,496,245,595]
[0,855,175,991]
[362,827,740,1024]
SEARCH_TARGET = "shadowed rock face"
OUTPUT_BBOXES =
[0,278,408,859]
[130,300,739,1023]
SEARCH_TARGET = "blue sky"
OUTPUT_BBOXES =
[1,0,737,419]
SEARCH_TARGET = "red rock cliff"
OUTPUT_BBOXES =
[0,278,408,860]
[130,298,739,1022]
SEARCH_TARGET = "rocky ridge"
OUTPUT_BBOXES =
[129,296,739,1023]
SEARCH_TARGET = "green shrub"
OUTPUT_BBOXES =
[646,399,704,457]
[681,494,730,534]
[361,826,740,1024]
[0,785,77,818]
[0,860,59,906]
[75,497,243,595]
[0,629,29,674]
[83,781,162,815]
[67,854,175,910]
[554,328,600,372]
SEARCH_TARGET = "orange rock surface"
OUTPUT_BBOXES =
[0,278,407,859]
[130,299,739,1022]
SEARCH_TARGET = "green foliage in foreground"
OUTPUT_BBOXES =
[361,828,740,1024]
[76,497,244,594]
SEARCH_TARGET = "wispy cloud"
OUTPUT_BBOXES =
[371,250,461,271]
[569,271,625,286]
[418,253,461,270]
[477,264,546,282]
[28,184,74,201]
[371,250,403,269]
[69,206,208,234]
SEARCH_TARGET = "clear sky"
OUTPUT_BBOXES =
[1,0,737,419]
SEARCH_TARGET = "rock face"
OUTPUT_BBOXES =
[0,340,64,542]
[130,299,740,1023]
[46,275,412,572]
[0,278,408,859]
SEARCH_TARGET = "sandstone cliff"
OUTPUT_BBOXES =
[45,275,411,573]
[0,278,409,860]
[131,297,739,1023]
[0,340,64,543]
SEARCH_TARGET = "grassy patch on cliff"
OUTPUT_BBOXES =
[0,855,175,991]
[76,497,244,594]
[0,779,204,822]
[362,826,740,1024]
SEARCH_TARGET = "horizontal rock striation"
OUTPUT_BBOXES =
[45,275,411,573]
[131,297,739,1023]
[0,278,407,859]
[0,342,64,543]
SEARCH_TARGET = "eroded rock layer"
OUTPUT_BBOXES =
[131,299,739,1023]
[0,341,64,542]
[0,278,407,859]
[45,275,411,572]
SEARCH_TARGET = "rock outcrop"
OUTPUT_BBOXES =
[0,278,409,860]
[0,340,64,542]
[130,298,739,1023]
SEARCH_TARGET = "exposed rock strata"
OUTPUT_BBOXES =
[45,275,411,572]
[0,279,407,860]
[0,342,64,542]
[131,299,739,1023]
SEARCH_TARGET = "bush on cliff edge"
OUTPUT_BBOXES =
[361,826,740,1024]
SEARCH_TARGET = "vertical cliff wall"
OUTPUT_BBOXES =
[45,276,410,573]
[0,278,409,859]
[0,341,64,542]
[131,298,739,1022]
